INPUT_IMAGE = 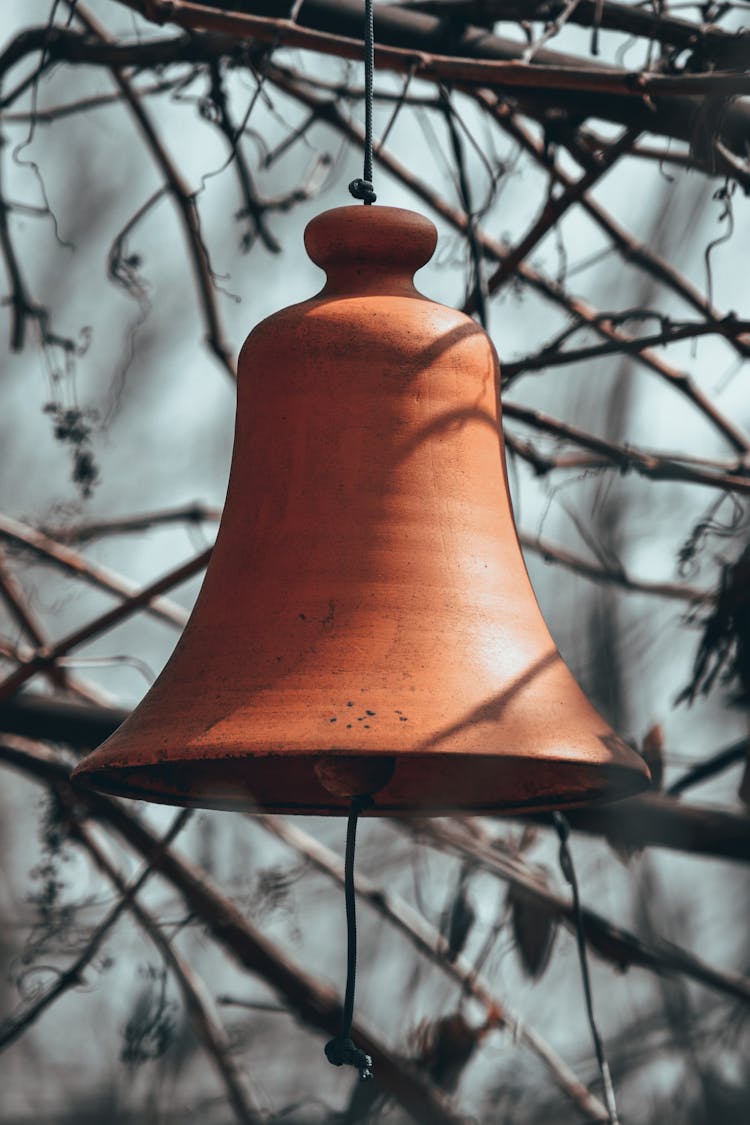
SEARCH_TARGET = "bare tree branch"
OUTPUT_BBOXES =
[111,1,750,100]
[0,808,191,1053]
[502,402,750,494]
[560,790,750,862]
[3,5,749,175]
[72,820,266,1125]
[268,65,750,456]
[470,124,639,306]
[2,698,749,865]
[0,512,189,629]
[414,818,750,1002]
[256,813,610,1122]
[0,547,69,693]
[41,502,221,544]
[502,318,750,382]
[517,531,711,604]
[70,3,236,378]
[0,548,210,701]
[406,2,750,67]
[0,735,472,1125]
[480,96,750,356]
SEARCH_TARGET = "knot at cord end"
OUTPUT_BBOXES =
[349,178,377,205]
[325,1036,373,1080]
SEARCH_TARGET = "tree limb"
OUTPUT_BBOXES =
[414,817,750,1002]
[0,735,470,1125]
[0,549,210,701]
[0,809,191,1053]
[71,819,265,1125]
[2,698,749,866]
[267,64,750,456]
[256,813,610,1122]
[70,3,236,378]
[0,512,189,630]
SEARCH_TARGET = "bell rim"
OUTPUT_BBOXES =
[72,748,650,816]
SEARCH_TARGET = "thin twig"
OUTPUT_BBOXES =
[667,739,748,797]
[207,58,281,254]
[523,0,587,63]
[0,131,76,356]
[404,1,750,68]
[630,142,750,192]
[0,549,210,701]
[517,530,711,603]
[72,820,265,1125]
[41,502,221,544]
[412,817,750,1003]
[0,809,191,1053]
[0,735,470,1125]
[502,317,750,381]
[256,814,610,1122]
[267,66,750,457]
[110,2,750,100]
[502,402,750,494]
[0,77,184,123]
[0,636,112,706]
[469,123,638,309]
[483,100,750,358]
[439,88,488,328]
[4,14,750,177]
[0,548,67,691]
[0,512,189,629]
[0,550,117,705]
[553,813,619,1123]
[69,3,236,378]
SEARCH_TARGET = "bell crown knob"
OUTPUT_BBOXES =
[304,205,438,292]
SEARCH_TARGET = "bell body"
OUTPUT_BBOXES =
[72,206,649,813]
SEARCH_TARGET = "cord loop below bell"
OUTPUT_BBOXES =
[324,1036,373,1080]
[349,178,377,204]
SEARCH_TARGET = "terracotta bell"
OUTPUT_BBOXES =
[72,206,650,814]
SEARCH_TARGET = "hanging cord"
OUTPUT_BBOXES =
[324,796,373,1081]
[348,0,377,205]
[552,812,619,1125]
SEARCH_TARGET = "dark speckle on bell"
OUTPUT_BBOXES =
[298,613,306,620]
[399,715,408,722]
[347,701,354,708]
[366,709,375,716]
[346,723,353,729]
[363,724,370,729]
[329,717,337,723]
[395,709,402,715]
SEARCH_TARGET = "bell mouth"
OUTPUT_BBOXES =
[72,749,649,816]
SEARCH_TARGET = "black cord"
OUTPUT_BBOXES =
[342,796,361,1031]
[324,796,373,1081]
[552,812,619,1124]
[349,0,377,205]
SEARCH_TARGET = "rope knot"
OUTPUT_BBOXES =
[349,178,377,205]
[325,1036,373,1080]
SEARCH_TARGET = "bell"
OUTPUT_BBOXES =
[72,206,649,814]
